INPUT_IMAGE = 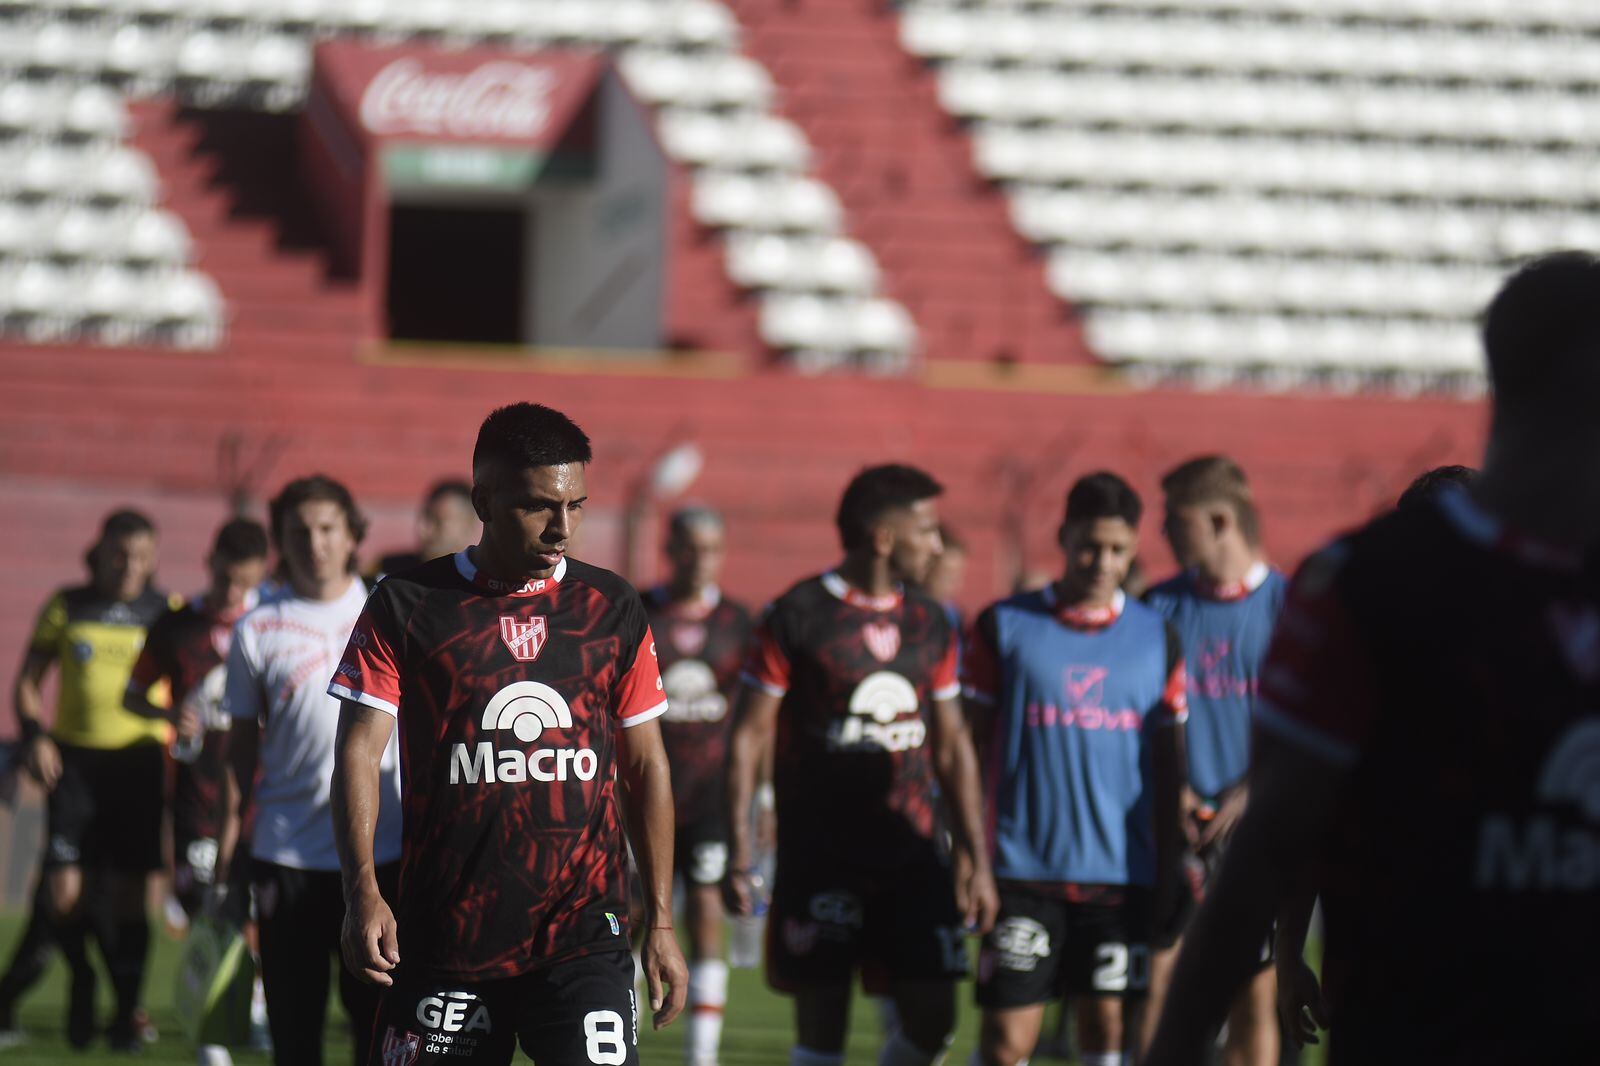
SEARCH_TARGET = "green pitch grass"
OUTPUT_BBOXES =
[0,913,1323,1064]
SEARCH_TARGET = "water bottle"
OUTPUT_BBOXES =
[727,868,768,970]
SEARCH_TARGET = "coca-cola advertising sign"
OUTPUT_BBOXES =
[361,59,556,140]
[313,41,604,147]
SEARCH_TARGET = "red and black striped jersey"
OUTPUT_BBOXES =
[642,586,753,827]
[329,551,666,981]
[744,572,959,871]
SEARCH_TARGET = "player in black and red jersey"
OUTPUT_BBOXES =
[126,518,269,918]
[724,465,998,1066]
[642,505,753,1066]
[1147,254,1600,1065]
[330,403,686,1066]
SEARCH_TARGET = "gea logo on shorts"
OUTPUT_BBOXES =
[1476,718,1600,892]
[828,671,925,752]
[449,681,598,785]
[416,990,491,1034]
[992,916,1052,972]
[661,659,728,723]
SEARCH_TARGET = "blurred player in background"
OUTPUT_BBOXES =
[1148,253,1600,1064]
[725,464,998,1066]
[331,402,686,1066]
[965,473,1187,1066]
[1141,457,1286,1065]
[643,506,753,1066]
[126,518,268,918]
[922,525,969,633]
[372,479,479,579]
[125,516,268,1066]
[220,476,402,1066]
[6,508,173,1051]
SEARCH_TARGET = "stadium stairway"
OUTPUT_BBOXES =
[723,0,1095,367]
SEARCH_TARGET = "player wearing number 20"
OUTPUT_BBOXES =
[328,403,688,1066]
[965,474,1188,1066]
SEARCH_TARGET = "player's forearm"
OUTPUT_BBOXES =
[121,687,167,720]
[1274,878,1318,962]
[622,749,676,927]
[13,660,47,735]
[1148,809,1287,1058]
[1152,723,1186,882]
[725,718,762,867]
[219,721,258,875]
[332,732,386,900]
[933,729,989,866]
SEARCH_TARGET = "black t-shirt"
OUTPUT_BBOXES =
[743,572,960,872]
[331,552,667,981]
[642,586,752,828]
[1257,486,1600,1064]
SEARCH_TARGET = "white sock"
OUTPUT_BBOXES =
[1080,1054,1121,1066]
[686,959,728,1064]
[879,1030,950,1066]
[791,1048,845,1066]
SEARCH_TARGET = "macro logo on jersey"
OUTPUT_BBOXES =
[863,622,900,663]
[498,614,548,662]
[831,671,924,752]
[991,916,1051,973]
[449,680,598,784]
[1475,718,1600,892]
[661,659,727,723]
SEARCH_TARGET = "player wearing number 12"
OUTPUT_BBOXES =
[329,403,687,1066]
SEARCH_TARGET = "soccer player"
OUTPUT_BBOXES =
[724,464,998,1066]
[329,402,687,1066]
[1140,456,1286,1066]
[965,473,1187,1066]
[1146,252,1600,1064]
[8,508,173,1050]
[126,517,269,919]
[372,479,479,578]
[1271,461,1479,1050]
[220,476,402,1066]
[643,506,753,1066]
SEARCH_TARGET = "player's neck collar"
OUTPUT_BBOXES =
[1044,585,1126,629]
[653,583,721,618]
[1435,485,1584,573]
[1193,560,1271,601]
[198,587,259,623]
[822,570,902,612]
[456,549,567,596]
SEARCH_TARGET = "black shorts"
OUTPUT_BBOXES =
[674,815,729,888]
[370,950,639,1066]
[975,884,1152,1008]
[766,847,968,996]
[44,742,164,873]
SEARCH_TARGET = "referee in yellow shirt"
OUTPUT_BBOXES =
[8,509,175,1051]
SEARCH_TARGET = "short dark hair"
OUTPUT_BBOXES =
[425,479,474,507]
[268,475,367,552]
[1064,472,1142,528]
[211,517,269,563]
[1483,252,1600,408]
[472,404,593,479]
[667,505,724,542]
[836,464,943,551]
[1161,454,1261,544]
[1397,465,1478,511]
[98,508,155,544]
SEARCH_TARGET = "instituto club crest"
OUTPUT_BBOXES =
[499,615,548,662]
[863,622,901,663]
[381,1027,421,1066]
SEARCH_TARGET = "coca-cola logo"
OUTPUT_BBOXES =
[359,58,558,140]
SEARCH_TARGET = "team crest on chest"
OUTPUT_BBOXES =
[499,615,548,663]
[672,622,708,657]
[863,622,901,663]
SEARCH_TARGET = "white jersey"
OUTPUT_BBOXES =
[224,576,402,871]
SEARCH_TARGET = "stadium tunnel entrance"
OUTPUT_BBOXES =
[301,41,668,351]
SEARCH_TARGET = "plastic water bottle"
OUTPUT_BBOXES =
[171,730,204,765]
[728,868,768,970]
